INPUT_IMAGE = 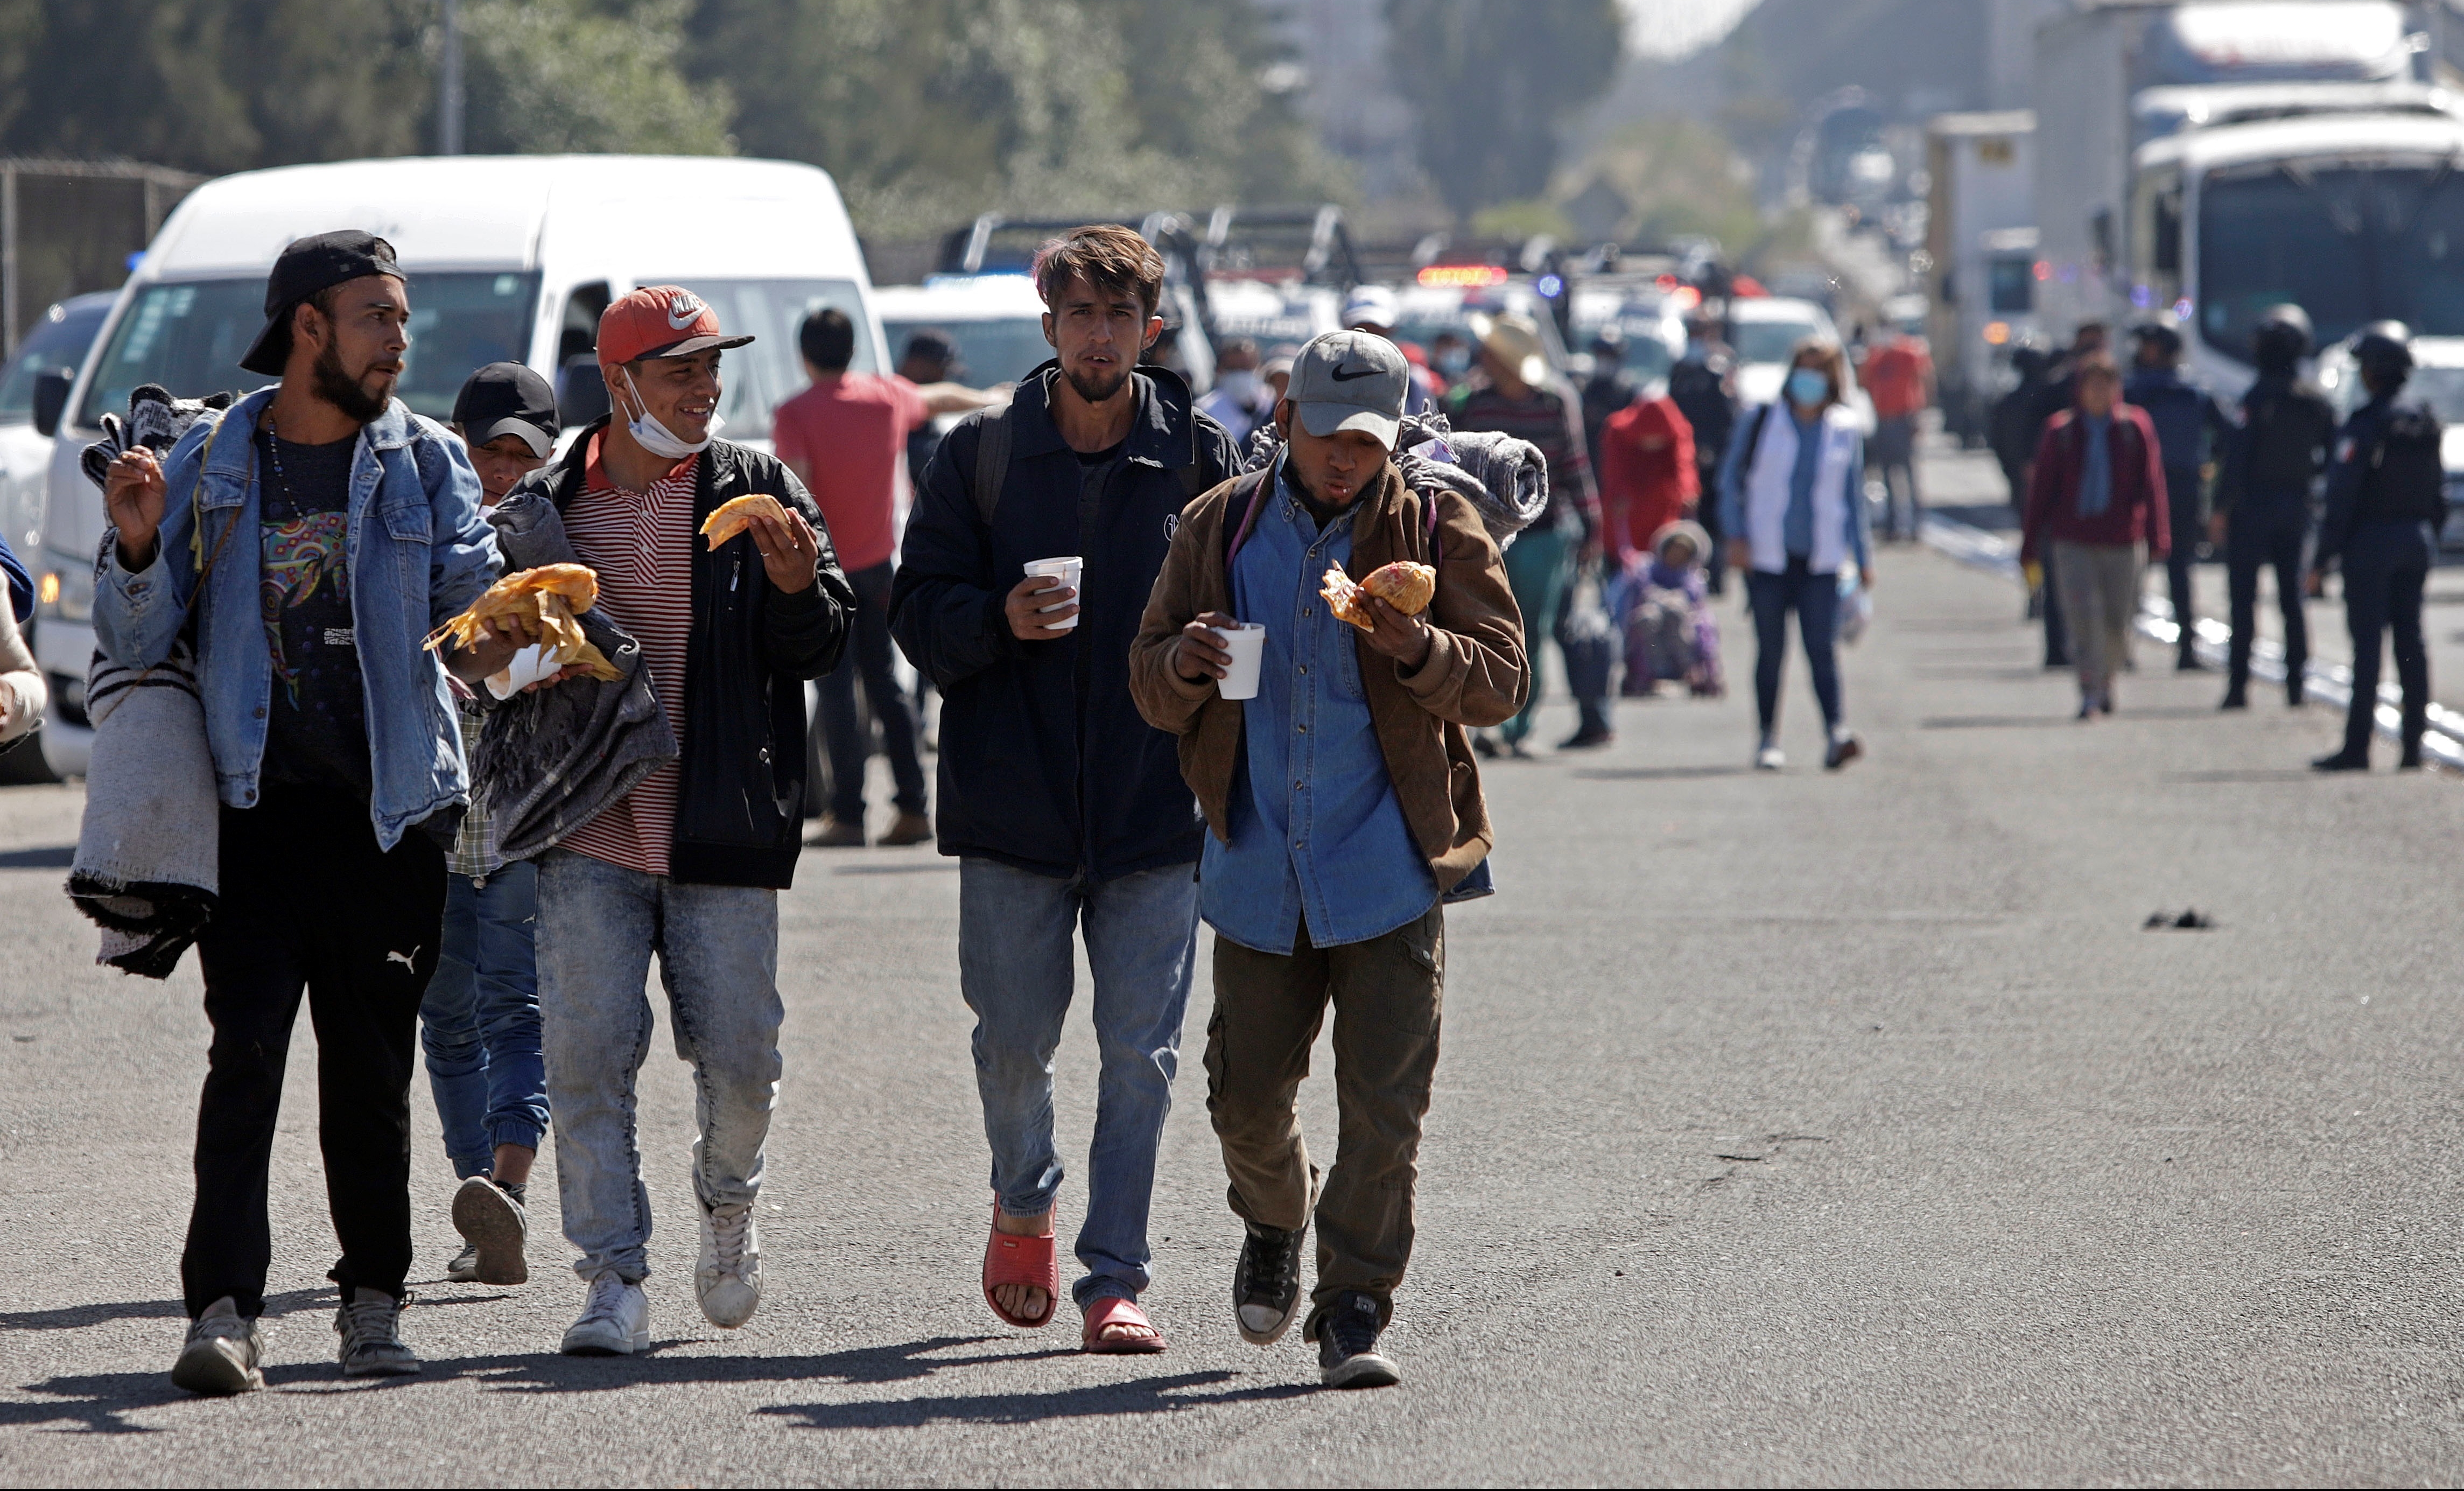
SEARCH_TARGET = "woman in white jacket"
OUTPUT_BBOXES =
[0,592,47,751]
[1715,339,1874,772]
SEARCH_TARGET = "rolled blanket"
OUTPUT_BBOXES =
[68,642,219,978]
[475,489,678,860]
[1239,409,1549,552]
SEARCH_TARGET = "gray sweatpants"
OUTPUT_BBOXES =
[2052,538,2145,702]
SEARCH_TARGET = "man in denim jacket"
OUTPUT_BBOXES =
[95,233,523,1394]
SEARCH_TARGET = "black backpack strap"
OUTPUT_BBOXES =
[1220,467,1277,566]
[971,397,1014,529]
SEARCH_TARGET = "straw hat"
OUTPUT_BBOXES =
[1471,312,1548,388]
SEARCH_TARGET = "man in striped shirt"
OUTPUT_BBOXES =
[521,287,853,1359]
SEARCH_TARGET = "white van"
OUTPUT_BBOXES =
[30,153,883,778]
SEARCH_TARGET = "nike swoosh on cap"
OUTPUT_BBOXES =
[1329,365,1383,382]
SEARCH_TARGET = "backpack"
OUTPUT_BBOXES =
[2363,403,2447,526]
[970,392,1212,528]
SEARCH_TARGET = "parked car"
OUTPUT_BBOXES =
[1724,295,1869,425]
[31,152,887,781]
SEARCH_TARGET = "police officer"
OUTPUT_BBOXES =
[2310,321,2441,771]
[2125,323,2231,670]
[2212,304,2336,710]
[1670,318,1738,594]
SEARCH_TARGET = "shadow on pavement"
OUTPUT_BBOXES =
[756,1369,1317,1431]
[1570,765,1752,781]
[2158,768,2326,783]
[1922,706,2221,729]
[0,844,73,868]
[831,862,959,876]
[0,1287,334,1334]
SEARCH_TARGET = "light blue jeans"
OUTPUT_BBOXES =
[419,862,547,1177]
[959,857,1198,1308]
[535,849,783,1283]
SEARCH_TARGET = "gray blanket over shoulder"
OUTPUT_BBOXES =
[475,489,677,861]
[68,641,219,978]
[1238,410,1549,550]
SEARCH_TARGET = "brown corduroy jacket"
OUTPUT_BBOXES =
[1127,461,1528,892]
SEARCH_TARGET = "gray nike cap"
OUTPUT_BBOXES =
[1288,328,1407,450]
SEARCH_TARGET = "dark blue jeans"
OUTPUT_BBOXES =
[419,862,546,1177]
[2338,522,2433,758]
[817,560,928,821]
[1745,558,1842,736]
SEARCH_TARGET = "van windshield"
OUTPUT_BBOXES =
[2200,161,2464,354]
[650,278,875,443]
[76,272,540,428]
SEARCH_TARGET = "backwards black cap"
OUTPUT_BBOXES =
[240,230,405,376]
[452,362,560,459]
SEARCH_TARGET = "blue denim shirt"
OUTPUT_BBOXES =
[1782,409,1822,556]
[1199,459,1439,952]
[2076,412,2114,518]
[93,387,500,850]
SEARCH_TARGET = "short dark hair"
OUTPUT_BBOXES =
[800,307,855,372]
[1031,224,1166,319]
[2074,354,2122,390]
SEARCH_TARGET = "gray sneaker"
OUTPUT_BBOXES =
[444,1242,480,1283]
[334,1288,420,1378]
[171,1297,264,1396]
[451,1175,529,1285]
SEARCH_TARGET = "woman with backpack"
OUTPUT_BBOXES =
[1716,339,1873,771]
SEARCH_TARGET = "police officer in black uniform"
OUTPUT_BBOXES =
[2213,304,2337,709]
[2125,323,2231,670]
[2310,321,2441,771]
[1670,318,1739,594]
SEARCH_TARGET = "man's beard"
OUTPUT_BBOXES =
[1063,361,1131,406]
[312,341,394,423]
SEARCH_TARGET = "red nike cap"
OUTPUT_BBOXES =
[598,285,754,367]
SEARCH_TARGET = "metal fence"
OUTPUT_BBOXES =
[1,159,206,355]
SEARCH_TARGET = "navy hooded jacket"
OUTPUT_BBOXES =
[890,362,1238,881]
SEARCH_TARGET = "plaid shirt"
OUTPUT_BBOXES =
[448,697,502,879]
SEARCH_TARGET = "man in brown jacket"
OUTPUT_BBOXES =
[1129,332,1526,1388]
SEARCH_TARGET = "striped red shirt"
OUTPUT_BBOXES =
[560,437,699,877]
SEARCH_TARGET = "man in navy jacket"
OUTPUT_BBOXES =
[891,225,1239,1353]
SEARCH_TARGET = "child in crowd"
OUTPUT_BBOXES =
[1617,520,1722,698]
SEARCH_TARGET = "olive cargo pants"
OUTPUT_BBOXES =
[1204,903,1443,1338]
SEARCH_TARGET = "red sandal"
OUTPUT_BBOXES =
[981,1206,1058,1329]
[1081,1296,1167,1355]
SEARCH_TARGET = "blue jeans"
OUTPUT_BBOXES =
[418,863,546,1177]
[1746,559,1843,736]
[535,849,783,1283]
[959,856,1198,1308]
[816,560,928,821]
[1499,525,1572,744]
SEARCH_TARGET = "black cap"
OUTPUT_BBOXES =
[452,362,560,458]
[240,230,405,376]
[2130,322,2182,356]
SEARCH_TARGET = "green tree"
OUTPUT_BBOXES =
[458,0,734,156]
[1384,0,1623,225]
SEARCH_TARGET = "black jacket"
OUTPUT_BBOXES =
[2216,372,2336,517]
[509,417,854,888]
[890,363,1238,881]
[2318,394,2446,566]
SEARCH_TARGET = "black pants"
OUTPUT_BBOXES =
[815,560,928,822]
[2163,466,2203,656]
[1697,457,1726,594]
[2339,523,2432,759]
[2226,499,2310,697]
[182,783,444,1318]
[2039,544,2071,666]
[1746,558,1842,736]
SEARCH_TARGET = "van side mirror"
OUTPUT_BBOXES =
[32,370,71,437]
[557,356,608,428]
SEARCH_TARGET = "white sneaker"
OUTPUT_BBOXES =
[560,1273,650,1356]
[1754,741,1785,771]
[697,1201,763,1328]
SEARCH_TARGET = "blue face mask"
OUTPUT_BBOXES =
[1787,368,1830,408]
[1435,346,1471,377]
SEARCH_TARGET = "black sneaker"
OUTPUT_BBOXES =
[1315,1291,1400,1389]
[2219,689,2248,711]
[2312,750,2370,773]
[1233,1220,1307,1346]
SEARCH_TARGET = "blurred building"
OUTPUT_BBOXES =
[1272,0,1425,201]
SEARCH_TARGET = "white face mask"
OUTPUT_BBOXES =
[612,365,722,458]
[1216,369,1263,409]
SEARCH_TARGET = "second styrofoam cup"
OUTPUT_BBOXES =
[1215,621,1267,700]
[1023,556,1083,631]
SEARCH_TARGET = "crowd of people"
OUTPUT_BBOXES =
[1993,308,2443,765]
[36,202,2444,1406]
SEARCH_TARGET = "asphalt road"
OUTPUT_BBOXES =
[4,471,2462,1485]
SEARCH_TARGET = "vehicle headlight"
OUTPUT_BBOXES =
[39,563,93,624]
